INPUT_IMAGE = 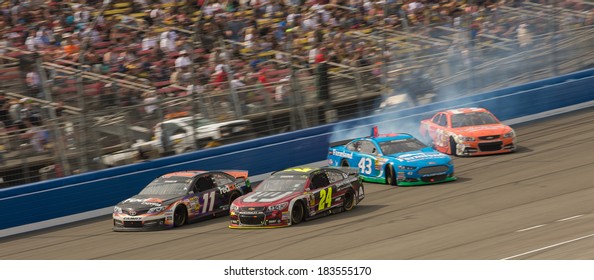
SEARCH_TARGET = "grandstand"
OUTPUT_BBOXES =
[0,0,592,186]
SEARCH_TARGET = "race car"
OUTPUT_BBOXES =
[229,166,365,228]
[419,107,516,156]
[327,126,455,186]
[113,170,251,231]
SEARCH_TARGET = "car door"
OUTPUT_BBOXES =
[426,113,443,142]
[210,172,236,212]
[308,171,336,216]
[427,113,449,149]
[191,174,219,218]
[355,140,380,178]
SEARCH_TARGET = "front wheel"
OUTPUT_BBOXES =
[449,137,459,156]
[385,165,398,186]
[341,160,349,167]
[291,201,304,225]
[173,205,187,227]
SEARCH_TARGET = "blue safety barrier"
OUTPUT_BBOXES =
[1,68,593,232]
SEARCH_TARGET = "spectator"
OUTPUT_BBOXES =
[20,114,47,153]
[142,91,159,118]
[175,49,191,69]
[517,23,533,50]
[0,92,11,128]
[25,70,41,98]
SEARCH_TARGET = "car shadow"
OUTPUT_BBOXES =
[296,204,388,227]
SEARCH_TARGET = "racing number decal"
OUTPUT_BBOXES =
[201,191,216,214]
[318,188,333,211]
[358,158,372,175]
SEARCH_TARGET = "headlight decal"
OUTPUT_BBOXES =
[147,206,166,214]
[267,202,288,212]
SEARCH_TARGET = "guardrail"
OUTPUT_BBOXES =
[0,68,593,237]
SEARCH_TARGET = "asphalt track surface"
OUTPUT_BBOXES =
[1,107,594,260]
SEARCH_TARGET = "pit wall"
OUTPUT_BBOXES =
[1,68,593,237]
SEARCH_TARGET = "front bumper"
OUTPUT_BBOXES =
[456,139,516,156]
[397,175,457,186]
[229,210,291,228]
[112,215,171,232]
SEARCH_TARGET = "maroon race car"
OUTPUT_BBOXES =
[229,166,365,228]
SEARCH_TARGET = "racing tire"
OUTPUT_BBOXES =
[229,191,240,205]
[173,205,187,227]
[342,191,355,211]
[291,201,304,225]
[449,137,459,156]
[341,160,349,167]
[385,165,398,186]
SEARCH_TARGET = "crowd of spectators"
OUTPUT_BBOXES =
[0,0,592,159]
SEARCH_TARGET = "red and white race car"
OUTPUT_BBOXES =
[420,107,516,156]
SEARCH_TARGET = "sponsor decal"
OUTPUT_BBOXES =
[123,217,142,220]
[123,198,163,207]
[375,157,388,170]
[421,172,447,177]
[219,184,236,194]
[397,152,447,162]
[241,211,260,215]
[308,193,316,206]
[282,211,290,220]
[332,150,353,159]
[242,192,293,203]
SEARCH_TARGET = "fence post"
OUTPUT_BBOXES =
[35,53,71,176]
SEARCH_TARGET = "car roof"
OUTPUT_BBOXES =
[360,133,414,143]
[444,107,488,115]
[160,171,207,178]
[272,167,322,176]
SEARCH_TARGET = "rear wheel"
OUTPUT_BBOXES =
[449,137,459,156]
[342,191,355,211]
[229,192,240,205]
[386,165,398,186]
[291,201,304,225]
[173,205,187,227]
[341,160,349,167]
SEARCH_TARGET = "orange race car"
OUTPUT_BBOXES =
[419,108,516,156]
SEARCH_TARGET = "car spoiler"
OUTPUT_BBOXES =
[220,170,249,179]
[329,139,354,148]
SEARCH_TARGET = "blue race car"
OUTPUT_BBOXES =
[327,127,456,186]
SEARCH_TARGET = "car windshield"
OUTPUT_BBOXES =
[255,175,306,192]
[139,176,193,195]
[451,112,499,128]
[379,138,427,155]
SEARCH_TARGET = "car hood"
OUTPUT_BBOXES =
[387,148,451,165]
[235,191,301,207]
[450,124,511,136]
[116,194,181,210]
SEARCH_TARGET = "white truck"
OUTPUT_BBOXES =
[99,116,255,167]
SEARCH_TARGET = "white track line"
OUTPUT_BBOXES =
[501,233,594,260]
[556,215,583,222]
[516,224,547,232]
